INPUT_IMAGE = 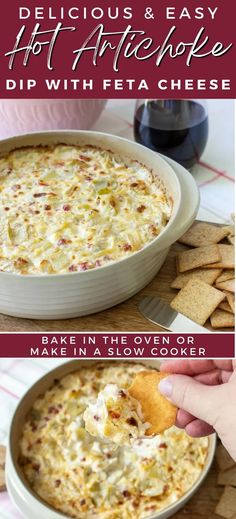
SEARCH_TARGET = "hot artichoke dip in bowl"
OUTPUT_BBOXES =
[7,361,215,519]
[0,131,199,319]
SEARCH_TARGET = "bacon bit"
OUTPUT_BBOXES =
[123,243,132,252]
[137,205,146,213]
[80,499,86,506]
[30,423,38,432]
[38,180,49,186]
[4,207,10,211]
[109,411,120,419]
[110,197,116,208]
[63,204,71,211]
[118,390,126,398]
[48,406,59,414]
[130,182,138,187]
[12,184,21,191]
[123,490,131,498]
[163,484,169,493]
[150,224,158,236]
[55,479,61,488]
[69,264,77,272]
[159,442,167,449]
[95,260,101,268]
[85,176,92,181]
[34,210,40,215]
[126,417,138,427]
[36,438,42,444]
[32,463,40,472]
[58,238,72,246]
[33,193,46,198]
[14,258,29,268]
[168,466,173,472]
[79,262,89,271]
[44,205,51,211]
[80,155,91,162]
[94,415,100,421]
[27,444,32,451]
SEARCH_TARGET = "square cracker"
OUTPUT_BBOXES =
[215,486,236,519]
[218,467,236,487]
[218,301,234,314]
[228,235,235,245]
[224,291,235,312]
[215,279,235,293]
[177,245,221,273]
[222,224,235,236]
[204,245,234,269]
[178,221,230,247]
[171,268,222,289]
[170,278,225,326]
[210,309,235,328]
[217,270,235,283]
[216,444,235,471]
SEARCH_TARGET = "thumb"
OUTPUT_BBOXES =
[159,375,224,427]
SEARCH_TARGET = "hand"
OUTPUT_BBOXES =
[159,360,236,461]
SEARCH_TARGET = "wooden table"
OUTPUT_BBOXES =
[0,241,218,332]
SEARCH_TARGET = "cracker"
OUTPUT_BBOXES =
[215,486,236,519]
[217,270,235,283]
[218,301,234,314]
[210,309,235,328]
[171,268,222,289]
[129,371,177,435]
[177,245,221,273]
[218,467,236,487]
[216,444,236,471]
[222,225,235,237]
[205,245,235,269]
[224,291,235,313]
[0,446,6,492]
[228,235,235,245]
[216,279,235,293]
[170,278,225,325]
[178,222,230,247]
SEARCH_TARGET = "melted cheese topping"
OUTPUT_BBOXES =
[20,363,208,519]
[84,383,149,445]
[0,144,171,275]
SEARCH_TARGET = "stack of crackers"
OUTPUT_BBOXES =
[216,443,236,519]
[170,222,235,329]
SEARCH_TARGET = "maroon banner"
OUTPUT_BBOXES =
[0,1,235,98]
[0,333,234,358]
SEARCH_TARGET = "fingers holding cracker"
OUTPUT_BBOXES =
[129,371,177,436]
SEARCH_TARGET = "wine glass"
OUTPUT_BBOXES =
[134,99,209,170]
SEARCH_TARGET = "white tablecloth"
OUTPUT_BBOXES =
[0,98,235,517]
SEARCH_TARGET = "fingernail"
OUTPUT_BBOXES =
[158,378,173,398]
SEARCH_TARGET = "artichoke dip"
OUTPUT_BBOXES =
[83,383,149,445]
[19,363,208,519]
[0,144,172,275]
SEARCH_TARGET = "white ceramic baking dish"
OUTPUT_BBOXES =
[6,359,216,519]
[0,131,199,319]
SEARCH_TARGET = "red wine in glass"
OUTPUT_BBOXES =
[134,100,209,169]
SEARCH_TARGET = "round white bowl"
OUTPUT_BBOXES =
[6,359,216,519]
[0,131,199,319]
[0,99,107,138]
